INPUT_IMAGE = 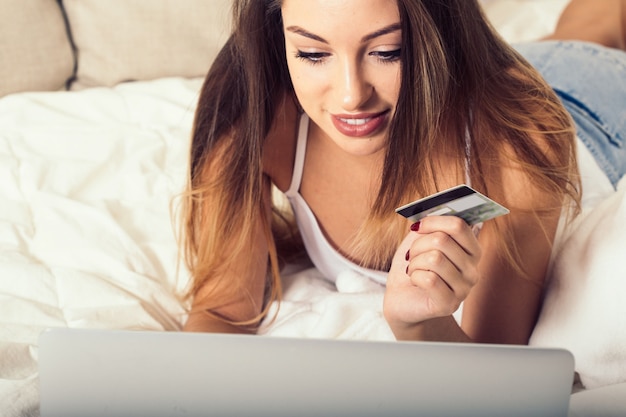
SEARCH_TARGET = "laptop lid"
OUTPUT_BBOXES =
[38,328,574,417]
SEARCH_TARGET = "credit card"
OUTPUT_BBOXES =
[395,185,509,225]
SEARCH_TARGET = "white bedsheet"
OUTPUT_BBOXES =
[2,1,626,416]
[0,78,199,414]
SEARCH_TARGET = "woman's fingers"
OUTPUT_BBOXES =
[412,216,482,258]
[407,236,478,293]
[386,215,484,325]
[409,217,480,281]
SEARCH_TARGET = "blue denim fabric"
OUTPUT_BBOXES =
[514,41,626,188]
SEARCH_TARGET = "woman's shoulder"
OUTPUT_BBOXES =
[262,95,300,192]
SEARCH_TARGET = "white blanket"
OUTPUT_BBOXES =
[0,78,199,414]
[2,1,626,416]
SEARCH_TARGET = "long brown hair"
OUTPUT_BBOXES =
[180,0,291,327]
[180,0,580,326]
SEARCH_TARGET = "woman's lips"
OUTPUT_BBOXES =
[331,111,389,137]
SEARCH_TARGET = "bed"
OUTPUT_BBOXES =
[1,1,625,416]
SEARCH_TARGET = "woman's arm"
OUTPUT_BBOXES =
[462,166,562,344]
[384,157,563,345]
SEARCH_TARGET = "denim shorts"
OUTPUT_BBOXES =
[514,41,626,188]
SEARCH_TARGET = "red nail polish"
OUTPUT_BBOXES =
[410,221,420,232]
[405,250,410,261]
[405,265,409,275]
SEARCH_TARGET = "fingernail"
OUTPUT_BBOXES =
[405,265,409,275]
[410,221,420,232]
[405,250,410,261]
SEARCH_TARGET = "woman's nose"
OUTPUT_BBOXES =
[337,60,373,111]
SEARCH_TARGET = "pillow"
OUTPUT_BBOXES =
[63,0,232,89]
[529,179,626,390]
[0,0,74,97]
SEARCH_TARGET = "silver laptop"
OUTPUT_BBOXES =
[38,328,574,417]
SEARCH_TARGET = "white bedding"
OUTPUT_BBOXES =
[1,1,625,416]
[0,78,199,414]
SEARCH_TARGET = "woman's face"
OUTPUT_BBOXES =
[282,0,401,157]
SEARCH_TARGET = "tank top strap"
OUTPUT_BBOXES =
[285,114,310,197]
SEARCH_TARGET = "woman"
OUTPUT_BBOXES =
[181,0,626,344]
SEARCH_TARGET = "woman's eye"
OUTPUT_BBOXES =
[295,51,329,65]
[371,49,401,63]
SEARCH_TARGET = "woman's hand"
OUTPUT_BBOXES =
[384,216,483,340]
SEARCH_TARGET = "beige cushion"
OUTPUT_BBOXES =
[63,0,232,89]
[0,0,74,97]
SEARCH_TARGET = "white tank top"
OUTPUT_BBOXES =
[284,114,388,285]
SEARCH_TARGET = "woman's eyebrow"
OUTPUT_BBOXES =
[285,22,401,44]
[285,26,328,43]
[361,23,401,42]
